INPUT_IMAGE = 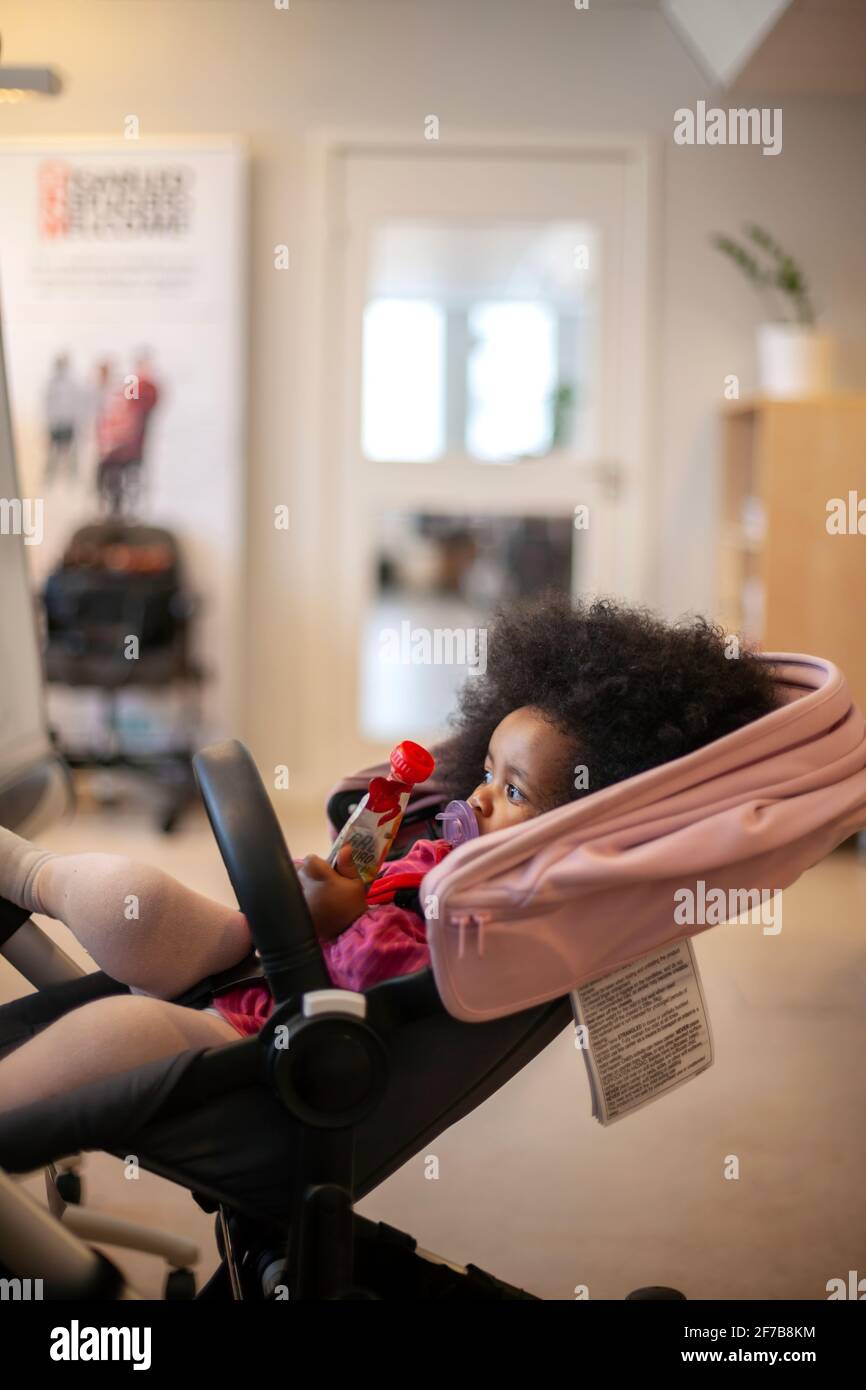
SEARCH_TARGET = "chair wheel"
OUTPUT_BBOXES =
[55,1171,82,1206]
[165,1267,196,1300]
[625,1285,687,1300]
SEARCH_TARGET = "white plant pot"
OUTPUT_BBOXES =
[756,323,833,399]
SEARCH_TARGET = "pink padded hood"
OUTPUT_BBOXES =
[418,654,866,1021]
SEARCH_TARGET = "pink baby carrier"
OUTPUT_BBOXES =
[329,654,866,1024]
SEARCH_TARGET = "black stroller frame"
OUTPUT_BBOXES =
[0,740,680,1301]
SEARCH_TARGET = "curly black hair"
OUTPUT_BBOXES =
[435,589,779,811]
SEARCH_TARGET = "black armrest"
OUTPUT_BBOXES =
[168,947,264,1009]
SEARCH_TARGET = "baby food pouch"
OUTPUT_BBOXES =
[328,740,435,885]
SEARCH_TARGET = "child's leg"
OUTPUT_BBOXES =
[34,855,253,997]
[0,993,242,1116]
[0,825,251,998]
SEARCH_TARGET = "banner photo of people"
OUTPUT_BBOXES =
[0,140,246,798]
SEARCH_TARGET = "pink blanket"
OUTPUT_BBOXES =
[415,654,866,1021]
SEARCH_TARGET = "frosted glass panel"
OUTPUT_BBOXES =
[466,301,557,460]
[362,299,445,462]
[362,222,598,463]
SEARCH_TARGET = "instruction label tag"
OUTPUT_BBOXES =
[570,938,714,1125]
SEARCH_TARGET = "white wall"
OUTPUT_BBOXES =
[2,0,864,798]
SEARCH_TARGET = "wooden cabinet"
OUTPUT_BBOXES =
[718,396,866,709]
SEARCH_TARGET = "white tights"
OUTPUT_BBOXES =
[30,852,252,998]
[0,842,254,1114]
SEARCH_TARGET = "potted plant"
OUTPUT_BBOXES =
[712,224,832,398]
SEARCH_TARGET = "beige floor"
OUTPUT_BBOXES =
[1,782,864,1300]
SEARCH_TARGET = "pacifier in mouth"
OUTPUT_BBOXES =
[435,799,480,846]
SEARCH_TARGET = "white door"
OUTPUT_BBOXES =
[319,143,654,775]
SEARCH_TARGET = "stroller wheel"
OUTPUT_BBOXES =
[625,1285,687,1300]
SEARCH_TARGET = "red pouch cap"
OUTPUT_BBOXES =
[390,740,435,786]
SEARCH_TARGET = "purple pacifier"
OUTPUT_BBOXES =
[435,799,480,846]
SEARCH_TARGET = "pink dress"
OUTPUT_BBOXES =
[209,838,451,1037]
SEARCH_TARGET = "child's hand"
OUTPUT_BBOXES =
[296,845,368,942]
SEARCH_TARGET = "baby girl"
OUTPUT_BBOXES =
[0,592,778,1115]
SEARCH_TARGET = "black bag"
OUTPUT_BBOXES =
[42,521,193,681]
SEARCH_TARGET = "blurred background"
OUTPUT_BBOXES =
[2,0,865,808]
[0,0,864,1299]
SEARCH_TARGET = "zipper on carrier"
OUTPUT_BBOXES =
[450,910,492,959]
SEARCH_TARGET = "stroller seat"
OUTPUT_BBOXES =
[0,961,570,1233]
[0,744,571,1300]
[1,650,863,1299]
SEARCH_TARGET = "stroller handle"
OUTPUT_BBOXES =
[192,739,331,1007]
